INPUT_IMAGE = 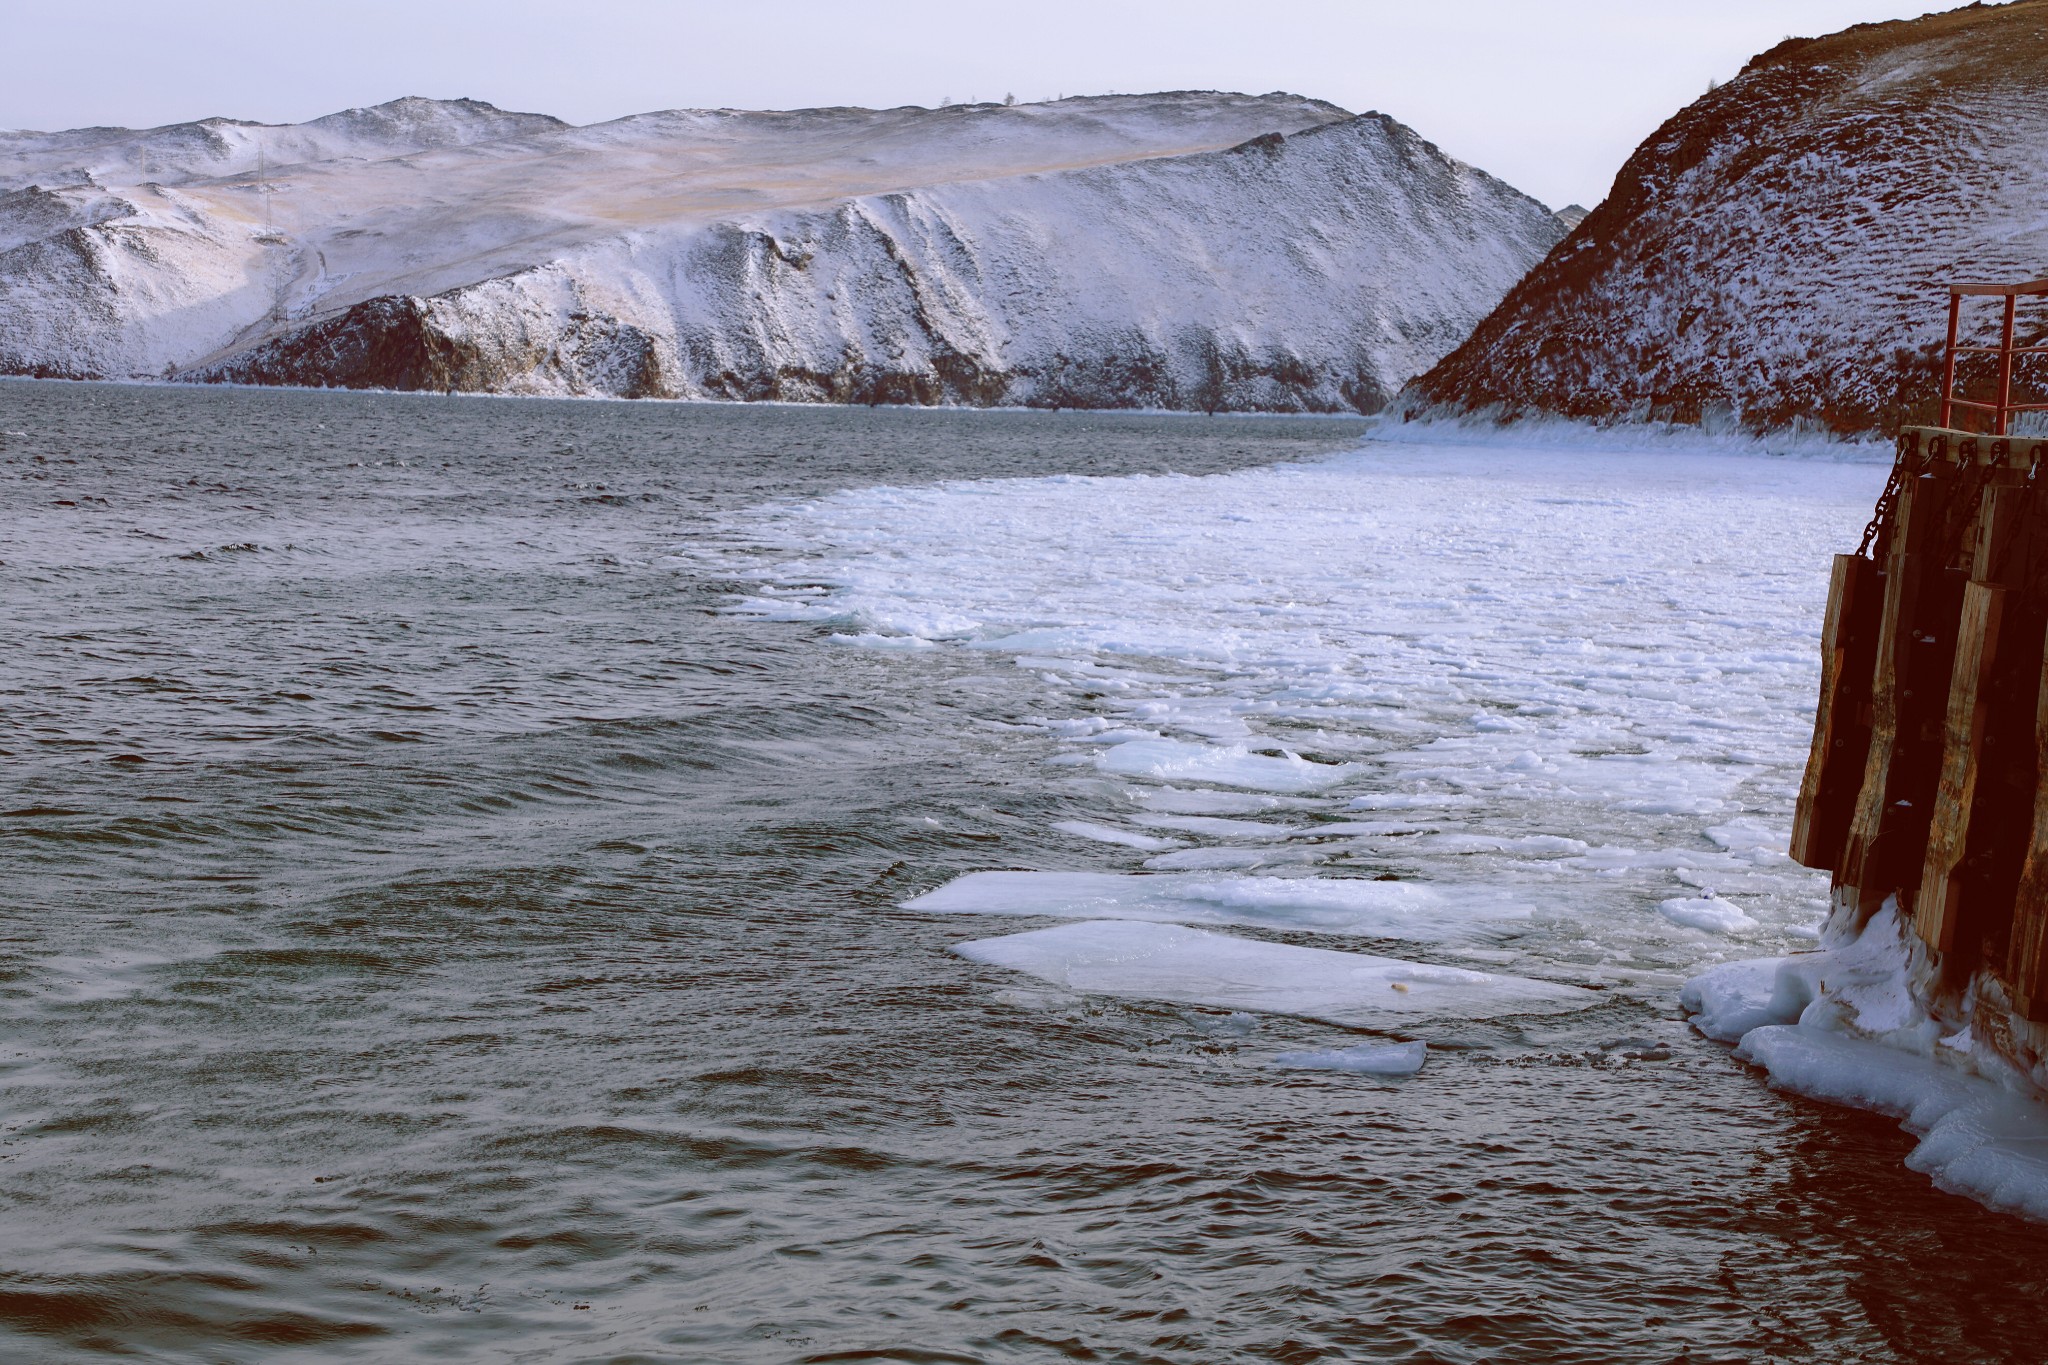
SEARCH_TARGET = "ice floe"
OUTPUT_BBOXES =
[1126,787,1304,816]
[717,433,2048,1211]
[1657,893,1758,935]
[1141,845,1328,871]
[954,920,1597,1025]
[722,440,1880,971]
[1093,738,1356,792]
[1272,1039,1429,1075]
[1051,820,1181,852]
[904,870,1536,942]
[1132,814,1305,840]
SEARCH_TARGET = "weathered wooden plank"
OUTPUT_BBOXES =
[1838,469,1972,915]
[1791,553,1881,869]
[2004,646,2048,1020]
[1837,547,1927,912]
[1972,480,2027,580]
[1916,580,2005,954]
[1913,480,2034,964]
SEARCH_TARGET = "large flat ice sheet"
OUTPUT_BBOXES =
[904,870,1535,942]
[955,920,1597,1025]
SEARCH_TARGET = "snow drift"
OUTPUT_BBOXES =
[0,93,1565,411]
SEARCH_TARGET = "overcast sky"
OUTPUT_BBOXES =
[7,0,1962,209]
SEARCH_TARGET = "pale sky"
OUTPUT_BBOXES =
[6,0,1965,210]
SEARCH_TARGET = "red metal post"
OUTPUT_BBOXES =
[1942,292,1962,429]
[1999,293,2019,435]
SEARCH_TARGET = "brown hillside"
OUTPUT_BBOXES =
[1405,1,2048,433]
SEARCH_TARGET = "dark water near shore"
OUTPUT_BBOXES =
[5,379,2048,1364]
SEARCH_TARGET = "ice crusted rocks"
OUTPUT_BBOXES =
[1403,1,2048,434]
[1682,906,2048,1221]
[0,93,1564,410]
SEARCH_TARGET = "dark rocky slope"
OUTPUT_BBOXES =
[1405,1,2048,433]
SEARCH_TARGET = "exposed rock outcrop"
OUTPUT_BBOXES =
[1404,1,2048,434]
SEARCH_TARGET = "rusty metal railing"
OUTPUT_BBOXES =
[1941,278,2048,434]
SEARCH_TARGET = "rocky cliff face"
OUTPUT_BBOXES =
[1405,1,2048,434]
[0,94,1564,412]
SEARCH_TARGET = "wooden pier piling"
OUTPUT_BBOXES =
[1791,280,2048,1059]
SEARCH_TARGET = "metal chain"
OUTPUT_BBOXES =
[1938,456,1996,572]
[1855,456,1907,561]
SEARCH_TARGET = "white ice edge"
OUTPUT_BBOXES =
[1271,1039,1428,1075]
[904,869,1537,943]
[954,919,1597,1026]
[1092,738,1358,793]
[1682,907,2048,1222]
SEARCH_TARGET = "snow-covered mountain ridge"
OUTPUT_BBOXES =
[0,93,1565,411]
[1404,0,2048,434]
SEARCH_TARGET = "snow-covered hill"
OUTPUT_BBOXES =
[1403,1,2048,434]
[0,93,1565,411]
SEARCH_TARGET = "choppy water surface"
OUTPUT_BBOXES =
[5,380,2048,1364]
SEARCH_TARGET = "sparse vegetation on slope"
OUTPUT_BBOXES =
[1406,0,2048,434]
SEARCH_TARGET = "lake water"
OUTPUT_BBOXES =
[5,379,2047,1363]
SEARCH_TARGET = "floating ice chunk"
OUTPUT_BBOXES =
[904,870,1535,942]
[1657,894,1758,934]
[1127,787,1301,815]
[1704,819,1794,864]
[1300,820,1434,837]
[1192,1010,1260,1037]
[1133,814,1304,840]
[1272,1040,1428,1075]
[1142,845,1327,871]
[1678,956,1801,1041]
[1564,845,1743,873]
[1737,1024,2048,1222]
[1061,728,1165,745]
[1347,793,1480,811]
[1416,833,1590,857]
[1095,739,1355,793]
[970,627,1096,653]
[826,632,940,650]
[955,921,1597,1025]
[1387,746,1757,817]
[1051,820,1181,852]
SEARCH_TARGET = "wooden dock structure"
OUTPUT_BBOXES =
[1793,279,2048,1062]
